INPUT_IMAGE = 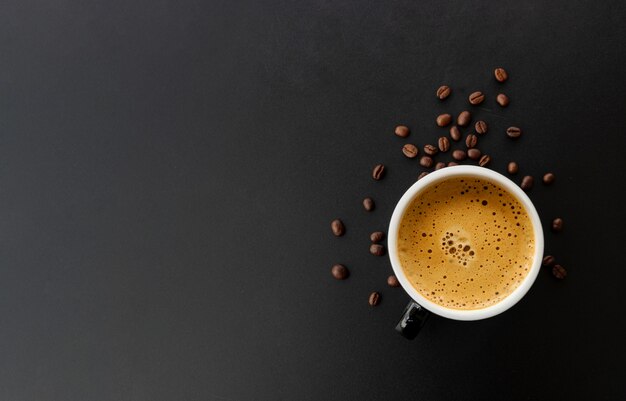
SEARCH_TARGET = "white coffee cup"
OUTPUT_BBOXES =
[387,166,544,337]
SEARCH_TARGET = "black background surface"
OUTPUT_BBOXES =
[1,0,625,400]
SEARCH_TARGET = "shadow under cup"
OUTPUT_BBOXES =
[387,166,544,339]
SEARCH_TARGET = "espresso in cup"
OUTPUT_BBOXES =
[396,176,535,310]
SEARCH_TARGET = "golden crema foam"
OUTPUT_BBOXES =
[397,176,535,310]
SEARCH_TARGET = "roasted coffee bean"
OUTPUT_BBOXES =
[467,148,482,160]
[372,164,385,180]
[331,264,349,280]
[436,114,452,127]
[402,144,418,158]
[542,255,556,267]
[478,154,491,167]
[452,149,467,161]
[506,126,522,138]
[465,134,478,148]
[363,197,375,211]
[494,67,508,82]
[457,111,471,127]
[496,93,509,107]
[418,171,429,180]
[438,136,450,152]
[447,161,459,167]
[370,244,385,256]
[435,162,446,170]
[552,264,567,279]
[436,85,451,100]
[543,173,555,185]
[469,91,485,105]
[475,120,488,134]
[520,175,534,191]
[331,219,345,236]
[395,125,410,138]
[369,291,381,306]
[419,156,433,168]
[450,125,461,141]
[424,144,438,156]
[507,161,519,174]
[552,218,563,232]
[387,275,400,287]
[370,231,384,243]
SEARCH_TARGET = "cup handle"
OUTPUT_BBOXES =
[395,300,430,339]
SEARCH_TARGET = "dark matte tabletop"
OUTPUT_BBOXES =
[1,0,625,400]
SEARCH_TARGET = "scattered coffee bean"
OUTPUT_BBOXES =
[368,291,381,306]
[452,149,467,161]
[438,136,450,152]
[387,275,400,287]
[402,144,418,158]
[507,161,519,174]
[475,120,488,134]
[457,111,471,127]
[542,255,556,267]
[506,126,522,138]
[552,264,567,279]
[496,93,509,107]
[450,126,461,141]
[469,91,485,105]
[494,67,508,82]
[552,218,563,232]
[436,85,451,100]
[435,162,446,170]
[370,244,385,256]
[331,219,345,236]
[447,161,458,167]
[419,156,433,168]
[331,264,349,280]
[465,134,478,148]
[363,197,375,211]
[424,144,438,156]
[370,231,384,243]
[395,125,410,138]
[436,114,452,127]
[520,175,534,191]
[372,164,385,180]
[543,173,555,185]
[418,171,429,180]
[467,148,482,160]
[478,154,491,167]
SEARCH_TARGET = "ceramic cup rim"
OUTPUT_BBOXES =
[387,166,544,321]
